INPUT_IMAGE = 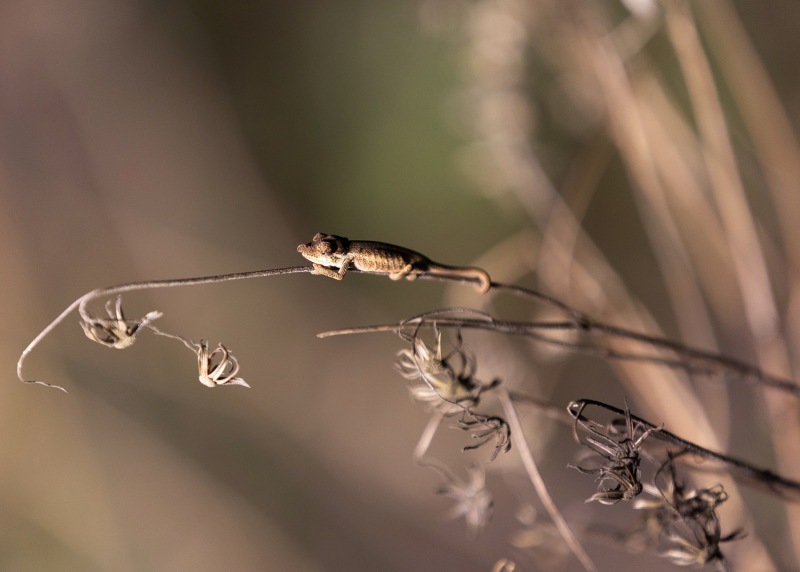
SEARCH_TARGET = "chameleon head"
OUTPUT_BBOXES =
[296,233,350,266]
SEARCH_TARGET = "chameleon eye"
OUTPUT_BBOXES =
[320,239,335,254]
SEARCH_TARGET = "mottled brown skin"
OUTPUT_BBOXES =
[297,233,491,293]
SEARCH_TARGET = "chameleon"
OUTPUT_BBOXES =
[297,233,492,294]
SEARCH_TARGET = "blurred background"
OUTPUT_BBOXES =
[2,0,800,570]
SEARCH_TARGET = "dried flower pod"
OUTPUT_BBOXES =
[437,464,493,537]
[459,414,511,461]
[569,401,659,505]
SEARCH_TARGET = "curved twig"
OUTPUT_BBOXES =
[17,266,314,390]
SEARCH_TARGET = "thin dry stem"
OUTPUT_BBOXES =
[498,388,596,572]
[698,0,800,278]
[665,2,800,563]
[414,411,446,463]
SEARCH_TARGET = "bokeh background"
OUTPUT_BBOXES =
[2,1,800,570]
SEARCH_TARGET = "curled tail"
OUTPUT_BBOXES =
[425,264,492,294]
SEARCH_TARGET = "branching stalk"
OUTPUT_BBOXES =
[569,399,800,503]
[319,311,800,397]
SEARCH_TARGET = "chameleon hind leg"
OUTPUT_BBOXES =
[389,263,416,281]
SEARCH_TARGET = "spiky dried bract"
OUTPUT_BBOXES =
[80,296,162,349]
[195,340,250,388]
[569,401,659,505]
[459,414,511,461]
[437,464,493,537]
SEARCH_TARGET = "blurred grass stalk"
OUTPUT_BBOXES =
[447,0,800,568]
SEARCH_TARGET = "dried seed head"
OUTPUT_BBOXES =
[80,296,162,349]
[394,328,480,413]
[635,455,742,567]
[659,515,741,568]
[491,559,517,572]
[195,340,250,388]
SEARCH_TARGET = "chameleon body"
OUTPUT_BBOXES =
[297,233,491,293]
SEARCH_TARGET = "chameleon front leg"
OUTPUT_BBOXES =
[312,254,355,281]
